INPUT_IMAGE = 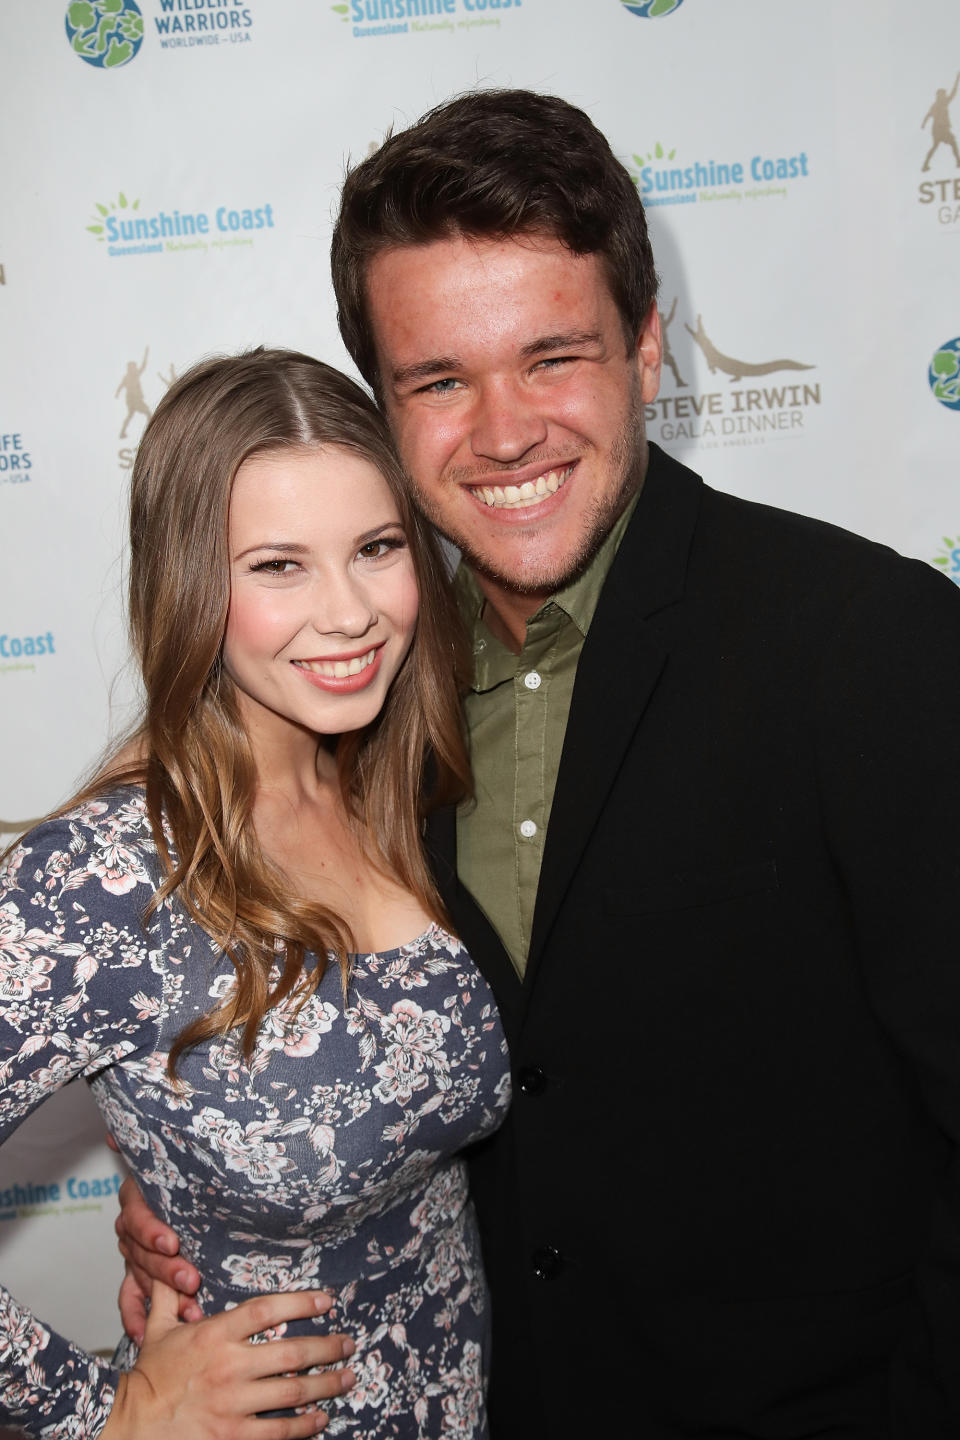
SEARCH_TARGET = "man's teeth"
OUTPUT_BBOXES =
[295,649,376,679]
[474,466,572,509]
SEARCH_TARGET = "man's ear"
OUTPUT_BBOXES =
[636,301,662,404]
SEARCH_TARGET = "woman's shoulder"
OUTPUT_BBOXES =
[1,785,158,900]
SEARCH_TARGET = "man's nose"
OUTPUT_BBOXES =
[469,380,548,464]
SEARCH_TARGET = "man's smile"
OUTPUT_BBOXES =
[469,464,574,511]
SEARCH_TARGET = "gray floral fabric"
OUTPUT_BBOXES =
[0,790,510,1438]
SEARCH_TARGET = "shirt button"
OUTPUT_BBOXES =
[523,671,542,690]
[519,819,537,839]
[531,1246,564,1281]
[518,1065,548,1096]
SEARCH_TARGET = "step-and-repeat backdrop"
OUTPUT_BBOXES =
[1,0,959,1391]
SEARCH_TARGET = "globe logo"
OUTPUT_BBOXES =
[65,0,144,69]
[621,0,685,18]
[929,337,960,412]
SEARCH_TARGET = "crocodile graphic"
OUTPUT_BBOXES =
[685,315,815,383]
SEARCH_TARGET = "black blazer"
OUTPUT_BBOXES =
[427,445,960,1439]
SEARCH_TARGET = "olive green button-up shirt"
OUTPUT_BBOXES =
[454,493,640,977]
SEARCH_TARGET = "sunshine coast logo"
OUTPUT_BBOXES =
[0,434,33,487]
[65,0,144,67]
[0,1173,122,1223]
[932,534,960,586]
[87,191,275,257]
[646,299,821,451]
[629,141,809,208]
[620,0,684,17]
[929,337,960,410]
[338,0,522,41]
[918,72,960,231]
[0,630,56,678]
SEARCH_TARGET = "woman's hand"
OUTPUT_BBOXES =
[100,1280,355,1439]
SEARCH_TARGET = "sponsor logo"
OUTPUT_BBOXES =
[620,0,684,16]
[87,191,275,257]
[0,1173,123,1222]
[629,141,809,208]
[646,299,821,451]
[153,0,254,49]
[0,631,56,677]
[932,535,960,586]
[65,0,144,68]
[0,434,33,486]
[929,337,960,410]
[341,0,522,41]
[917,72,960,230]
[114,345,179,464]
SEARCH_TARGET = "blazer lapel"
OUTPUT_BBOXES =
[523,446,702,997]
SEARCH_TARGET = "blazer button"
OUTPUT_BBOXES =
[531,1246,563,1281]
[517,1065,547,1096]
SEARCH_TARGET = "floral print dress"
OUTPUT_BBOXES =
[0,790,510,1438]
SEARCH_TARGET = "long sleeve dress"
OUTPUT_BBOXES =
[0,789,511,1438]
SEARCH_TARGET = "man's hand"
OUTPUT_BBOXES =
[101,1281,355,1439]
[116,1177,203,1341]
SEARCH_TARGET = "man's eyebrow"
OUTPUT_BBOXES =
[519,330,603,359]
[390,356,463,389]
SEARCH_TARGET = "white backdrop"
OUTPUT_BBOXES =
[1,0,959,1387]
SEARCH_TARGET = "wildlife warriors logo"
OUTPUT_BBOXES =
[928,338,960,411]
[65,1,144,68]
[620,0,684,17]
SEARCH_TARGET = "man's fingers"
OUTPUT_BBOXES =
[224,1291,336,1342]
[246,1364,355,1418]
[119,1232,201,1294]
[118,1270,147,1345]
[246,1332,355,1381]
[117,1177,181,1257]
[142,1278,181,1342]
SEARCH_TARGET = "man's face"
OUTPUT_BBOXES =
[365,234,662,608]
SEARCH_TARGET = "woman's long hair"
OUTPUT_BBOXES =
[60,350,472,1067]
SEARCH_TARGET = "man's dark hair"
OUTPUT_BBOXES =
[331,88,658,395]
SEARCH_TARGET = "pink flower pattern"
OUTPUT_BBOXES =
[0,790,510,1437]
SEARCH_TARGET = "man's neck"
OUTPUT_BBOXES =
[472,577,548,653]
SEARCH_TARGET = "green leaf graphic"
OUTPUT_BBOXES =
[943,537,956,548]
[96,202,109,216]
[119,193,128,208]
[655,142,664,159]
[87,224,104,234]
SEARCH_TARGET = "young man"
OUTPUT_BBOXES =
[118,91,960,1437]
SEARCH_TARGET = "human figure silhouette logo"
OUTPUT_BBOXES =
[115,348,152,439]
[65,1,144,69]
[922,74,960,172]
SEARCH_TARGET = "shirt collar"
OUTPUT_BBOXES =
[455,488,642,693]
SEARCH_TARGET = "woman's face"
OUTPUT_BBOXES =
[222,444,419,749]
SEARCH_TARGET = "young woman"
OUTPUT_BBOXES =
[0,351,510,1439]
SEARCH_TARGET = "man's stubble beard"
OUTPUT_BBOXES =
[407,382,649,598]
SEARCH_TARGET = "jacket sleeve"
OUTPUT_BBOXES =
[0,800,162,1437]
[813,556,960,1431]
